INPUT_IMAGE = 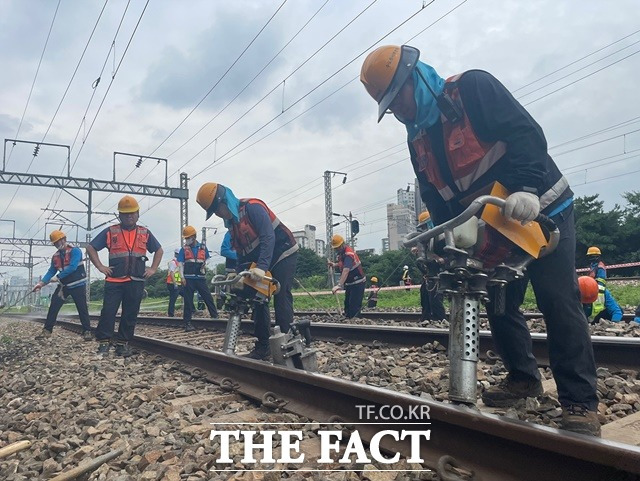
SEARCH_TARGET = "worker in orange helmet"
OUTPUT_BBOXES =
[329,234,366,318]
[87,195,163,357]
[360,45,599,436]
[196,182,299,360]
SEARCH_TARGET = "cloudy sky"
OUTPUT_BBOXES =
[1,0,639,282]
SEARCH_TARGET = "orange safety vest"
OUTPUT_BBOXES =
[231,199,298,266]
[107,225,148,280]
[183,244,207,276]
[338,246,365,286]
[411,72,507,203]
[51,245,86,286]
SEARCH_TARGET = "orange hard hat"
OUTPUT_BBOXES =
[118,195,139,213]
[49,230,66,244]
[360,45,420,122]
[182,225,197,238]
[578,276,599,304]
[196,182,227,220]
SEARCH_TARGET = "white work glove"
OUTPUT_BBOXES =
[332,285,342,295]
[50,276,60,283]
[32,282,45,292]
[248,267,265,281]
[503,192,540,223]
[227,273,244,290]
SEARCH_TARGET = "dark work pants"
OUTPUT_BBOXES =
[44,284,91,332]
[183,277,217,322]
[344,282,365,318]
[486,205,598,410]
[166,283,183,317]
[96,281,145,343]
[253,252,297,347]
[420,278,446,321]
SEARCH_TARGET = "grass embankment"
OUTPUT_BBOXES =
[10,283,640,314]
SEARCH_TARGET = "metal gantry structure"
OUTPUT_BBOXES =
[1,139,190,303]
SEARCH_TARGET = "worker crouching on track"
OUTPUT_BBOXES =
[178,225,218,332]
[196,182,299,360]
[86,195,163,357]
[361,44,600,435]
[33,230,92,340]
[329,234,365,319]
[166,248,183,317]
[578,276,623,323]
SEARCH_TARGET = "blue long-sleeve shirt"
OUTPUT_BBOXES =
[220,231,237,260]
[584,289,623,322]
[42,247,85,288]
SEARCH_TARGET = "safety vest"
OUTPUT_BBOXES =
[51,245,86,287]
[183,244,207,276]
[591,285,606,318]
[107,225,148,280]
[231,199,298,267]
[588,261,607,286]
[166,259,182,284]
[410,71,567,211]
[338,246,365,286]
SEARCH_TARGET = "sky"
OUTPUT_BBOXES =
[0,0,639,282]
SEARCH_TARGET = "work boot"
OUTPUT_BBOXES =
[97,341,110,355]
[243,343,271,361]
[36,328,52,340]
[481,374,543,407]
[559,405,601,437]
[184,322,196,332]
[114,342,132,358]
[82,330,93,341]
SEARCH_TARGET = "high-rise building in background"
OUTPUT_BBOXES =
[414,178,426,220]
[315,239,326,257]
[386,184,419,250]
[292,224,317,251]
[381,237,390,253]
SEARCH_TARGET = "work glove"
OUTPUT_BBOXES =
[50,276,60,283]
[503,191,540,223]
[248,267,265,281]
[331,285,342,295]
[32,282,45,292]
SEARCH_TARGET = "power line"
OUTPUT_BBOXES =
[523,48,640,106]
[513,28,640,94]
[5,0,61,167]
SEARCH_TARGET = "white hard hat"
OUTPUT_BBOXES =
[403,265,409,269]
[174,248,180,254]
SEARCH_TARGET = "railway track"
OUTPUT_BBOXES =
[22,317,639,480]
[39,312,640,371]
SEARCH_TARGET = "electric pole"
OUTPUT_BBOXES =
[324,170,347,286]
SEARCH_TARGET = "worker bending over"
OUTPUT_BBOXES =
[329,234,366,319]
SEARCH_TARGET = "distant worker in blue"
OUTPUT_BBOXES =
[578,276,623,323]
[586,246,607,287]
[178,225,218,332]
[33,230,92,340]
[221,230,238,273]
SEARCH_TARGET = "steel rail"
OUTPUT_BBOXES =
[20,313,640,371]
[294,309,640,323]
[36,318,640,480]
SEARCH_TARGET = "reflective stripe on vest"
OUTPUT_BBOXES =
[591,285,606,318]
[338,246,365,286]
[411,71,567,209]
[231,199,283,256]
[184,245,206,262]
[52,245,86,286]
[107,225,148,280]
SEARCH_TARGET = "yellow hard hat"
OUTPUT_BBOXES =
[118,195,139,213]
[49,230,66,244]
[196,182,227,220]
[331,234,345,249]
[586,246,601,256]
[418,210,431,223]
[360,44,420,122]
[370,276,378,283]
[182,225,197,238]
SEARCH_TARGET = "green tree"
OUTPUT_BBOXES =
[574,195,622,267]
[295,247,327,279]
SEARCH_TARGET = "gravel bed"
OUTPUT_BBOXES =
[0,319,438,481]
[133,323,640,433]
